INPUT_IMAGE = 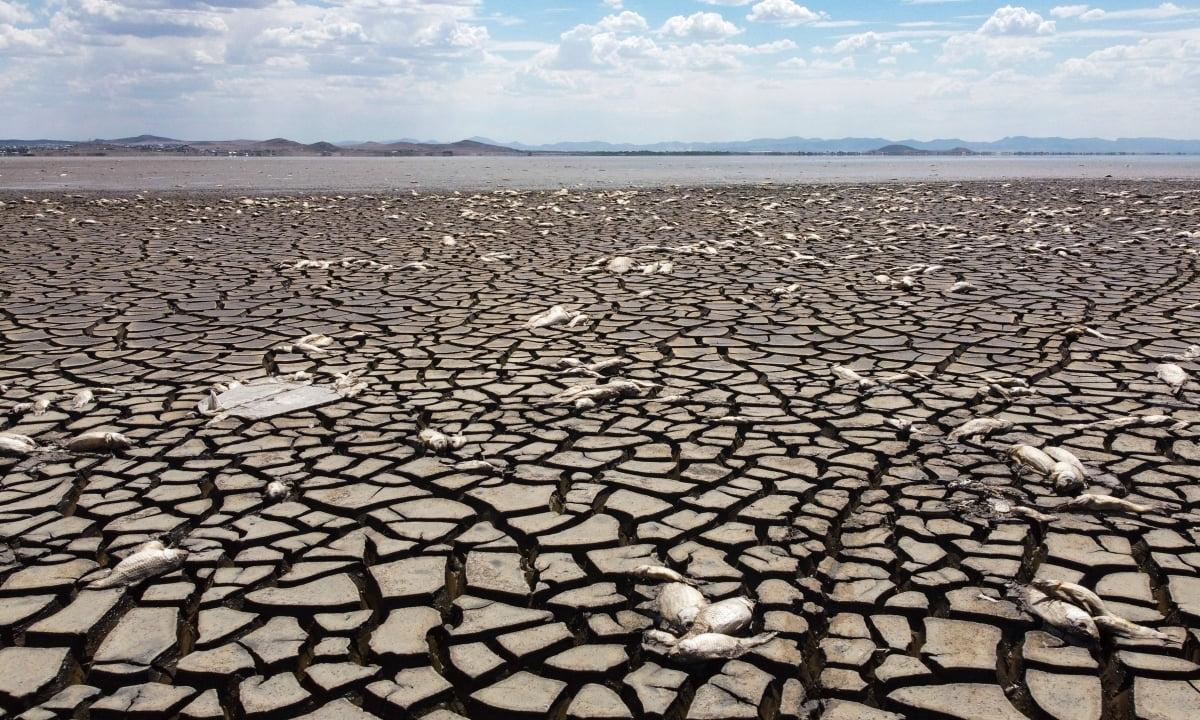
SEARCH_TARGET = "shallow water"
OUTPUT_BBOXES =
[1,154,1199,192]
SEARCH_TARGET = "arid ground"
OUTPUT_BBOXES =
[2,179,1199,719]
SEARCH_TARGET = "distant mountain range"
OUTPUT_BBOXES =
[2,134,1198,156]
[468,135,1200,155]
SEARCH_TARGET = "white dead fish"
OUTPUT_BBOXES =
[0,432,39,456]
[1048,461,1085,494]
[1007,444,1057,477]
[606,256,635,274]
[418,428,466,453]
[642,629,680,650]
[525,305,580,329]
[656,582,708,633]
[71,388,95,410]
[263,479,292,503]
[1010,505,1058,523]
[65,431,133,453]
[1071,414,1174,431]
[630,565,697,586]
[86,540,188,590]
[453,458,507,473]
[947,417,1013,443]
[297,333,334,347]
[1012,585,1099,641]
[1031,579,1111,616]
[1059,494,1159,515]
[830,364,877,390]
[947,280,977,293]
[1160,344,1200,362]
[1065,325,1110,341]
[668,632,778,662]
[30,396,52,415]
[1092,615,1179,644]
[681,597,754,639]
[1155,363,1189,396]
[547,379,651,410]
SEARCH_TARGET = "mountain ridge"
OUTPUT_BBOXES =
[3,135,1199,155]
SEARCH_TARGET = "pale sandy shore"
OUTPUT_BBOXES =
[1,180,1199,720]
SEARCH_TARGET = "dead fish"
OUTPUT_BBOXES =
[1048,461,1085,494]
[1031,579,1111,616]
[1010,505,1058,523]
[1007,444,1057,477]
[418,428,466,453]
[1160,344,1200,362]
[263,479,292,503]
[1059,494,1159,514]
[30,396,52,415]
[280,371,313,382]
[453,458,508,473]
[631,565,698,586]
[656,582,708,633]
[0,432,39,456]
[556,356,631,377]
[1155,363,1189,395]
[297,333,334,347]
[1092,615,1179,644]
[668,631,778,662]
[1065,325,1110,341]
[1012,585,1099,641]
[947,417,1013,443]
[1072,414,1174,430]
[547,379,652,410]
[606,256,635,274]
[642,629,680,650]
[71,388,95,410]
[947,280,977,293]
[830,364,877,390]
[681,597,755,639]
[525,305,580,329]
[86,540,188,589]
[65,431,133,453]
[880,368,932,384]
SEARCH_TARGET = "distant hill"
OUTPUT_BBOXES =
[5,134,1199,156]
[469,135,1200,155]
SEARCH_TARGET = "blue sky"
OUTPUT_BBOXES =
[1,1,1197,143]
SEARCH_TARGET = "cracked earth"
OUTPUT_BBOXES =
[2,180,1200,720]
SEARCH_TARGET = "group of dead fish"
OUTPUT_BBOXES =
[3,199,1197,668]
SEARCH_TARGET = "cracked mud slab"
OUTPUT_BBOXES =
[1,180,1200,719]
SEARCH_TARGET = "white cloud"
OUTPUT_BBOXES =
[0,1,33,25]
[746,0,828,27]
[1050,5,1089,18]
[660,12,741,40]
[698,0,755,5]
[979,6,1056,36]
[891,42,917,54]
[598,11,647,34]
[778,56,806,68]
[1075,3,1200,21]
[833,31,884,54]
[602,0,623,8]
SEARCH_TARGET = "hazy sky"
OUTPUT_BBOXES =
[2,1,1197,143]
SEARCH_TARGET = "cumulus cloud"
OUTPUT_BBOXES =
[746,0,828,27]
[660,12,741,41]
[59,0,228,40]
[698,1,755,6]
[833,31,884,55]
[602,0,623,8]
[1050,5,1089,18]
[979,6,1056,36]
[598,11,647,34]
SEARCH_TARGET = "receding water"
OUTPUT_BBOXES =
[2,154,1199,192]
